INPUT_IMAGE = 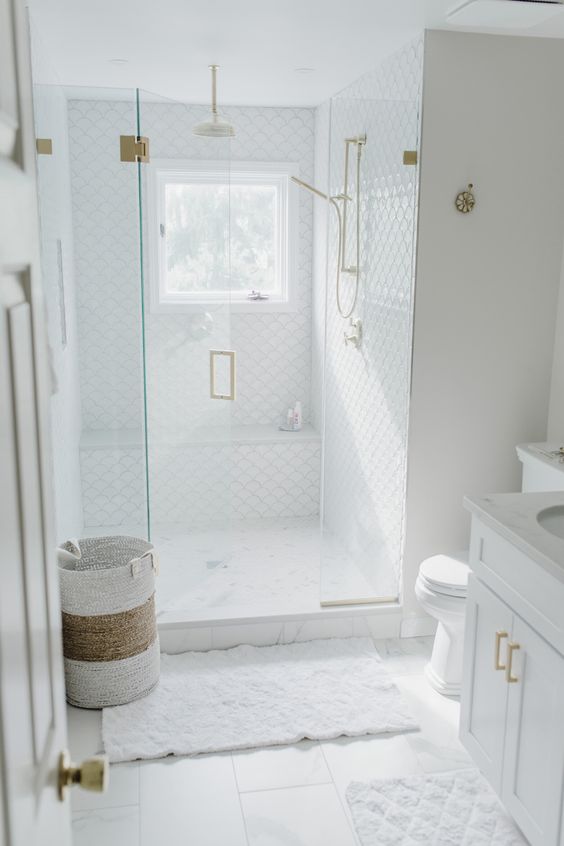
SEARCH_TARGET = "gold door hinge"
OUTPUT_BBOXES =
[36,138,53,155]
[120,135,150,163]
[403,150,418,166]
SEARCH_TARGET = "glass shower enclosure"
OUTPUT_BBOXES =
[33,68,421,622]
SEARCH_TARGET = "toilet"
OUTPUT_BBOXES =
[416,441,564,697]
[415,552,469,696]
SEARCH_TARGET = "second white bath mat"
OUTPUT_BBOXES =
[102,637,417,762]
[346,769,527,845]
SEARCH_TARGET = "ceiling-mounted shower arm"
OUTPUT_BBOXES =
[210,64,218,116]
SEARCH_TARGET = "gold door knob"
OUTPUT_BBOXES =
[58,750,109,801]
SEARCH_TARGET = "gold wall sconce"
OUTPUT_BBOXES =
[455,183,475,213]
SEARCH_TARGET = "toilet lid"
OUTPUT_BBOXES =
[419,552,469,597]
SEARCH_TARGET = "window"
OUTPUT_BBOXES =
[148,160,298,312]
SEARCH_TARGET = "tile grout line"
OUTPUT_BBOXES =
[137,764,142,846]
[230,753,251,846]
[318,742,361,846]
[235,778,335,796]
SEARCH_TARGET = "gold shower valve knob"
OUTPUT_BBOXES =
[58,750,109,800]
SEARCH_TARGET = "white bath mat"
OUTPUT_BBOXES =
[102,637,417,762]
[346,769,527,845]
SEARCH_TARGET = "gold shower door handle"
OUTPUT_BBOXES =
[210,349,236,400]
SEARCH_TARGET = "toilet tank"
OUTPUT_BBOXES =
[516,443,564,492]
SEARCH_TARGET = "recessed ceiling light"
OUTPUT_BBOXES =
[294,67,315,74]
[109,58,129,65]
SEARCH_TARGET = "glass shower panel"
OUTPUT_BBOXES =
[320,95,419,605]
[32,82,149,546]
[137,91,235,619]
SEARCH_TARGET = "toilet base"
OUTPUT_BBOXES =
[424,661,461,697]
[425,617,465,697]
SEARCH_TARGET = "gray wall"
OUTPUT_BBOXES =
[403,29,564,632]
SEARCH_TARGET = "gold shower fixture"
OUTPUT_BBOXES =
[291,133,367,323]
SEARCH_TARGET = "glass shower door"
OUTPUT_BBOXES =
[320,95,420,606]
[33,82,152,546]
[137,90,236,620]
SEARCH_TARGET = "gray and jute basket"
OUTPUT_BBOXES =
[57,536,160,709]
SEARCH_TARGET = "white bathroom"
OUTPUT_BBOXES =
[2,1,564,844]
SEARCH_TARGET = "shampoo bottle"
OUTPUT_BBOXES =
[293,401,302,431]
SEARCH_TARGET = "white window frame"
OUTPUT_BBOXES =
[147,159,299,313]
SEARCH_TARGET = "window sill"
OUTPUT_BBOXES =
[150,299,299,315]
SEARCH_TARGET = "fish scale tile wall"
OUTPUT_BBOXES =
[69,99,320,527]
[79,441,321,528]
[317,38,423,598]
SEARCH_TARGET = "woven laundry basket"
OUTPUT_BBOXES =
[57,536,160,709]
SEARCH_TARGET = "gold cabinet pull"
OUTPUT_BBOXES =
[506,642,520,684]
[209,349,236,401]
[494,630,508,670]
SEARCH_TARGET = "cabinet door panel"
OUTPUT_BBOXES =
[460,576,512,792]
[502,617,564,846]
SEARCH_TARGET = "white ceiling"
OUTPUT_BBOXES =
[29,0,564,107]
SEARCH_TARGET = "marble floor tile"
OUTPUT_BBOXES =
[67,705,103,758]
[241,782,357,846]
[320,733,423,791]
[232,740,331,792]
[72,806,139,846]
[139,753,247,846]
[373,636,434,676]
[320,731,423,840]
[395,674,472,772]
[72,762,139,812]
[91,517,395,618]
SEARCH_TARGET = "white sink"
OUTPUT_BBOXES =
[537,505,564,541]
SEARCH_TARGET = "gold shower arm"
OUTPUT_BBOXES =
[290,176,329,201]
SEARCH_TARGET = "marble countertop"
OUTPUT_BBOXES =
[516,442,564,472]
[464,491,564,583]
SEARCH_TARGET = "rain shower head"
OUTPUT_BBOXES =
[193,65,235,138]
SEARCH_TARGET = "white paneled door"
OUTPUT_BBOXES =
[0,1,71,844]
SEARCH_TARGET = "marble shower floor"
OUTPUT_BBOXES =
[68,636,472,846]
[87,517,394,620]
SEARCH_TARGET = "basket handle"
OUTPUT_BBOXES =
[56,539,81,565]
[130,550,160,578]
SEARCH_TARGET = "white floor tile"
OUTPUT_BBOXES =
[72,806,139,846]
[67,705,103,757]
[241,783,357,846]
[72,762,139,812]
[320,734,422,790]
[233,740,331,792]
[373,636,434,676]
[139,753,247,846]
[395,675,473,772]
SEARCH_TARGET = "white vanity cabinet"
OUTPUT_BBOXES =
[460,504,564,846]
